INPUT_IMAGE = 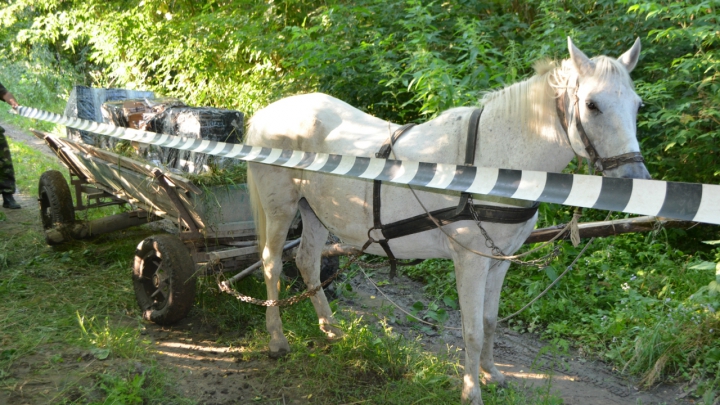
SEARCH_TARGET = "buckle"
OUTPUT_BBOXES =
[366,227,385,244]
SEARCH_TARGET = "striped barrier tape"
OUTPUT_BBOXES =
[12,106,720,225]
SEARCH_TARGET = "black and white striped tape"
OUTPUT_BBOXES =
[14,106,720,225]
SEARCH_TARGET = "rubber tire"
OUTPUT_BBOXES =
[38,170,75,245]
[133,234,197,325]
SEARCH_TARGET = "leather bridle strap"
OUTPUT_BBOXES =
[556,79,644,174]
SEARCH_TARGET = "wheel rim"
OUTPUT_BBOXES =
[138,251,171,311]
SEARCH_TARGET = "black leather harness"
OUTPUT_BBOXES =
[364,109,539,278]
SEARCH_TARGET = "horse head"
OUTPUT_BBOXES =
[561,37,651,179]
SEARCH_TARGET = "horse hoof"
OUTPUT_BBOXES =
[321,324,344,340]
[268,348,289,359]
[492,379,507,388]
[482,370,506,387]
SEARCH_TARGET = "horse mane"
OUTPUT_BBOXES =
[479,55,634,142]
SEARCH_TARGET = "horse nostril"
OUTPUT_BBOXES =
[620,168,651,179]
[616,163,651,179]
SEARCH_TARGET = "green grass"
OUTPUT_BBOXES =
[8,138,67,192]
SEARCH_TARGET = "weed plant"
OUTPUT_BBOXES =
[185,160,248,187]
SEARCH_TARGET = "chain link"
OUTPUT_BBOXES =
[217,254,362,307]
[468,196,562,269]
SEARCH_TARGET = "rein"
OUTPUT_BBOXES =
[556,78,645,174]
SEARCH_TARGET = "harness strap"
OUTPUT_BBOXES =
[455,108,483,215]
[371,123,417,277]
[572,98,603,170]
[382,201,540,240]
[464,108,483,166]
[376,123,417,159]
[366,109,539,278]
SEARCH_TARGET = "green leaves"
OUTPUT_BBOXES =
[689,261,718,271]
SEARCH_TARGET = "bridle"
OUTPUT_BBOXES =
[555,77,645,174]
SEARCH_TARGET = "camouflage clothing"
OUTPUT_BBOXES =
[0,125,16,194]
[0,81,17,194]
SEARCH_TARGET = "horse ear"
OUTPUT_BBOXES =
[567,37,595,76]
[618,37,641,73]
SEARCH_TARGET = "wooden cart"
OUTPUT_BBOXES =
[34,129,307,324]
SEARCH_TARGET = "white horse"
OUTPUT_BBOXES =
[245,38,648,404]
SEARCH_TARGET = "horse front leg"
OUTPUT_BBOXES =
[480,259,511,386]
[454,253,491,405]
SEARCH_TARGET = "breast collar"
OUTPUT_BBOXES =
[555,77,644,174]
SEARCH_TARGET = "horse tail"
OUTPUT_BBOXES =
[247,166,267,256]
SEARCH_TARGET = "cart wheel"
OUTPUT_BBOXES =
[133,234,196,325]
[38,170,75,245]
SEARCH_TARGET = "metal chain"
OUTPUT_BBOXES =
[468,196,563,269]
[218,253,362,307]
[469,200,507,258]
[385,132,569,265]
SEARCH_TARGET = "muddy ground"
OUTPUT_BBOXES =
[0,124,696,405]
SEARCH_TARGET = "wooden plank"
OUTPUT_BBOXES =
[34,130,201,195]
[207,246,258,261]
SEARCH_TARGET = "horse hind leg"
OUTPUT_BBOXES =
[295,198,343,339]
[264,209,299,358]
[250,166,300,358]
[480,260,511,386]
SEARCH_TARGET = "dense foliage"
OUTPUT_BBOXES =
[1,0,719,398]
[3,0,719,183]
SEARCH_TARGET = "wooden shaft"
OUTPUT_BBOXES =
[524,216,693,244]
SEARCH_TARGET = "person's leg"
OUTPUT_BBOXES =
[0,126,20,209]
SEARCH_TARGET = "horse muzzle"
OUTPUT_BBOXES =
[603,161,651,179]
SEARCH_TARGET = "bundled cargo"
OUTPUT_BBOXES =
[101,98,186,130]
[101,98,187,165]
[99,98,245,175]
[64,86,154,148]
[66,86,246,178]
[148,107,244,143]
[147,106,244,174]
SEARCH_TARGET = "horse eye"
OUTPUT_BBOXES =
[586,102,598,111]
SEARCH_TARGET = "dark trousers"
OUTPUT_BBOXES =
[0,125,16,194]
